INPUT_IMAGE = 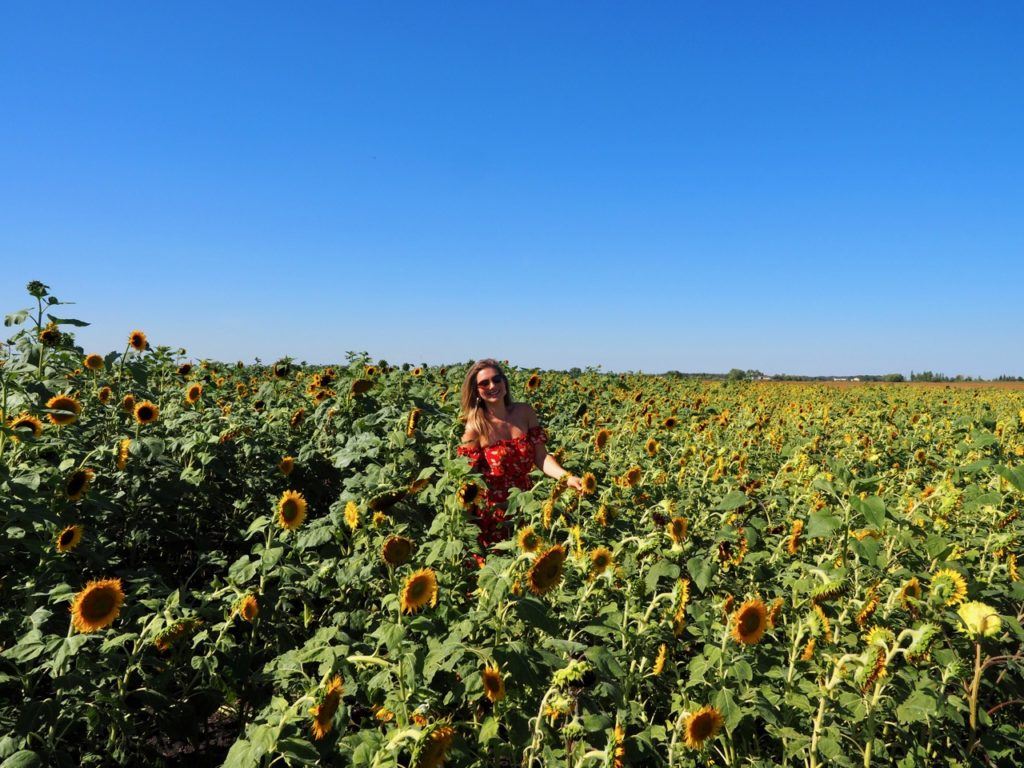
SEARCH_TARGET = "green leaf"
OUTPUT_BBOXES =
[995,465,1024,492]
[896,689,937,724]
[277,737,320,764]
[850,496,886,529]
[479,716,499,744]
[806,510,841,539]
[47,315,90,327]
[714,490,749,511]
[4,309,30,327]
[0,752,41,768]
[644,559,679,593]
[686,556,716,593]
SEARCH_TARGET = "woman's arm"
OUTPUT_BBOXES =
[524,406,583,491]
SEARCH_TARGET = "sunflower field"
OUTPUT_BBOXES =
[2,280,1024,768]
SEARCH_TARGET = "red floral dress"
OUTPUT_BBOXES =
[457,426,547,555]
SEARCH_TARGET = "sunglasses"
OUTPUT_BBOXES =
[476,375,505,390]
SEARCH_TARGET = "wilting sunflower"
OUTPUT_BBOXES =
[83,353,104,371]
[117,438,131,470]
[481,664,505,703]
[580,472,597,496]
[517,526,542,553]
[381,535,413,567]
[128,329,147,351]
[416,725,455,768]
[46,394,81,426]
[238,594,259,622]
[456,481,480,508]
[70,578,124,633]
[730,598,769,646]
[594,428,611,452]
[527,545,566,596]
[931,568,968,606]
[350,378,373,396]
[310,675,344,740]
[55,524,84,553]
[185,383,202,404]
[277,490,308,530]
[401,568,438,614]
[683,705,724,750]
[154,618,202,653]
[8,413,43,439]
[66,468,95,501]
[97,386,112,404]
[667,517,688,545]
[278,456,295,476]
[407,407,423,437]
[39,323,62,346]
[957,601,1002,638]
[133,401,159,425]
[590,547,614,576]
[344,500,360,530]
[177,363,193,376]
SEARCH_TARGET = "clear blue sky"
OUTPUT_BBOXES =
[2,2,1022,376]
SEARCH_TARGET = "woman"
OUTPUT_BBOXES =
[457,359,583,558]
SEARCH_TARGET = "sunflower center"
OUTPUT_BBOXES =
[281,500,299,521]
[739,610,761,635]
[60,530,74,546]
[82,590,115,620]
[691,713,714,740]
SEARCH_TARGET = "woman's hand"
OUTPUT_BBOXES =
[565,474,583,492]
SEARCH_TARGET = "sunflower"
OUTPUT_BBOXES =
[310,675,344,740]
[344,500,360,530]
[957,601,1002,638]
[39,323,62,346]
[622,466,643,488]
[186,383,202,404]
[416,725,455,768]
[731,598,769,646]
[407,407,423,437]
[121,394,136,413]
[786,519,804,555]
[97,386,112,404]
[411,366,423,377]
[133,401,159,425]
[456,481,480,508]
[381,535,413,567]
[154,618,202,652]
[527,545,566,596]
[526,373,541,391]
[683,705,724,750]
[594,428,611,451]
[645,437,659,456]
[652,643,667,676]
[590,546,614,576]
[930,568,968,606]
[117,438,131,470]
[481,664,505,703]
[128,329,147,351]
[667,517,688,545]
[278,456,295,476]
[579,472,597,496]
[83,353,104,371]
[277,490,308,530]
[662,416,679,429]
[8,413,43,439]
[70,578,124,633]
[364,365,378,377]
[65,468,94,501]
[401,568,438,614]
[350,378,373,396]
[46,394,81,426]
[238,594,259,622]
[55,524,84,553]
[518,526,542,553]
[177,363,193,376]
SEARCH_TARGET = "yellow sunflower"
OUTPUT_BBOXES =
[278,456,295,476]
[350,378,373,396]
[481,664,505,703]
[55,524,84,553]
[177,363,193,376]
[238,594,259,622]
[39,323,62,346]
[590,546,614,576]
[787,519,804,555]
[662,416,679,430]
[667,517,688,545]
[8,413,43,439]
[645,437,659,456]
[185,383,202,404]
[66,468,95,501]
[730,598,769,646]
[97,386,112,404]
[527,545,566,596]
[277,490,308,530]
[46,394,81,426]
[128,329,147,352]
[526,373,541,391]
[652,643,667,676]
[594,428,611,451]
[117,438,131,470]
[518,526,542,553]
[310,675,344,740]
[401,568,438,614]
[344,500,360,530]
[456,481,480,508]
[931,568,968,606]
[407,407,423,437]
[683,705,724,749]
[70,578,124,633]
[416,725,455,768]
[83,353,104,371]
[133,401,159,425]
[381,535,413,567]
[622,466,643,488]
[121,394,136,413]
[411,366,423,377]
[580,472,597,496]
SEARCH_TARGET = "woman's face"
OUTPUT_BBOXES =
[475,366,506,405]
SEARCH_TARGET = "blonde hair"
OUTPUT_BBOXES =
[460,359,512,442]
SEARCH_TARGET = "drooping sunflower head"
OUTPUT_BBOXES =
[667,517,688,545]
[238,594,259,622]
[121,394,136,413]
[527,545,566,596]
[580,473,597,496]
[177,363,193,376]
[590,546,614,576]
[133,401,159,425]
[277,490,308,530]
[97,386,113,404]
[594,428,611,452]
[406,407,423,437]
[310,675,344,741]
[8,413,43,440]
[381,535,413,567]
[518,526,542,553]
[185,383,203,404]
[350,378,373,396]
[46,394,81,426]
[117,438,131,470]
[415,724,455,768]
[683,705,724,750]
[83,353,104,371]
[930,568,968,606]
[401,568,438,614]
[39,323,62,346]
[481,664,505,703]
[344,500,360,530]
[55,524,84,553]
[128,330,148,352]
[957,601,1002,638]
[645,437,659,456]
[623,466,643,488]
[70,578,125,633]
[66,468,95,501]
[731,598,769,646]
[278,456,295,476]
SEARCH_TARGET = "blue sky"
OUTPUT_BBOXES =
[2,2,1022,376]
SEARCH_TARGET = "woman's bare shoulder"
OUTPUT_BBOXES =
[513,403,540,428]
[461,425,480,445]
